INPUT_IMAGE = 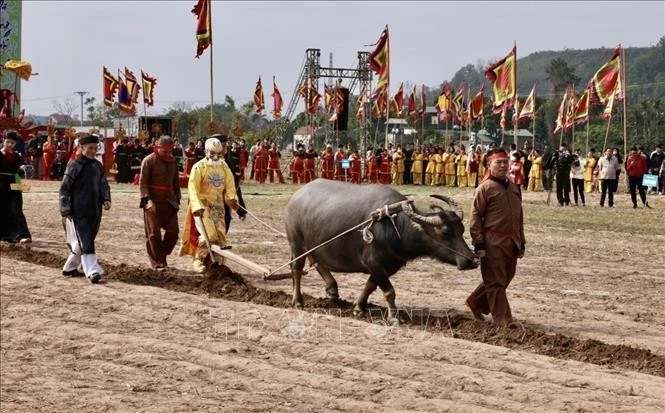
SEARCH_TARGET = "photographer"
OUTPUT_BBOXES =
[553,143,573,206]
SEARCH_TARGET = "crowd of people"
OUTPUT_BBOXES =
[1,128,663,323]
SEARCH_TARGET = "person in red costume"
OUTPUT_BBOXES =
[42,135,58,180]
[334,144,347,181]
[320,144,334,180]
[254,142,269,184]
[267,143,285,184]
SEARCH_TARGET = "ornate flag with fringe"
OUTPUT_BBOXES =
[390,82,404,117]
[118,71,136,115]
[499,103,507,130]
[371,88,387,119]
[271,76,283,120]
[254,77,265,113]
[356,85,367,121]
[192,0,211,58]
[469,87,485,122]
[369,26,389,97]
[308,78,320,115]
[485,46,517,114]
[407,85,417,121]
[125,67,140,104]
[102,66,118,107]
[419,84,427,120]
[435,83,452,121]
[324,84,335,113]
[564,87,577,131]
[141,70,157,106]
[452,85,466,125]
[601,92,615,120]
[553,87,570,133]
[518,85,535,121]
[573,89,590,124]
[588,46,623,105]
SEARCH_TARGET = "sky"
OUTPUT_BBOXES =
[16,1,665,118]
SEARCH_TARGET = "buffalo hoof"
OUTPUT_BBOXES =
[353,301,367,316]
[292,296,304,309]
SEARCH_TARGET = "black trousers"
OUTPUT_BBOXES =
[71,213,102,254]
[0,190,31,243]
[572,178,585,205]
[628,176,647,206]
[600,179,615,207]
[556,174,570,205]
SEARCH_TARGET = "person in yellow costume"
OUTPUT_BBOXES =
[411,146,424,185]
[425,149,436,186]
[391,147,405,185]
[179,136,239,273]
[456,146,468,188]
[527,148,543,192]
[584,149,597,193]
[444,146,457,187]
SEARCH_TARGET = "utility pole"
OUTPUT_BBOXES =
[74,91,89,127]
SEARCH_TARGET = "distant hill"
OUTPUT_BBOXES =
[441,37,665,102]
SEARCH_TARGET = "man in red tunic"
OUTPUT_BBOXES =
[139,136,181,270]
[254,143,269,184]
[348,149,361,184]
[267,143,286,184]
[334,144,347,181]
[379,149,391,184]
[238,141,249,182]
[304,144,317,182]
[42,135,58,180]
[291,143,306,184]
[184,142,197,176]
[320,144,334,180]
[466,148,525,326]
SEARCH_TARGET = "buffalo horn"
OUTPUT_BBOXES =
[430,194,464,220]
[402,202,444,227]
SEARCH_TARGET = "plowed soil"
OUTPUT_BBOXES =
[1,180,664,412]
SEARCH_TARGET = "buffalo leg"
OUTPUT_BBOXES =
[353,277,378,316]
[313,263,339,301]
[291,268,304,308]
[374,275,403,323]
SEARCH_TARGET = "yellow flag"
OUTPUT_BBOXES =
[3,60,33,81]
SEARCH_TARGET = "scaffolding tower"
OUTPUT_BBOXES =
[282,48,373,154]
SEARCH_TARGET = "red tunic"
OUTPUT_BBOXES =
[320,151,334,180]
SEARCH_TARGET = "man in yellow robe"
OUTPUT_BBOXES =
[584,149,597,193]
[179,136,239,273]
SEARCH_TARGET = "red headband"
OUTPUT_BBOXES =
[486,152,508,164]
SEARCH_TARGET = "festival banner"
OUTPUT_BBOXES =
[485,46,517,113]
[192,0,211,58]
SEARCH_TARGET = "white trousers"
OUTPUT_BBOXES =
[63,218,104,277]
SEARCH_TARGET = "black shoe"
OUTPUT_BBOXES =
[645,202,652,209]
[63,269,85,277]
[88,273,101,284]
[633,204,638,209]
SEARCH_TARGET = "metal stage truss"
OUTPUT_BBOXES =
[281,48,373,155]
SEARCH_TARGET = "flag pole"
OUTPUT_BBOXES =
[420,86,424,146]
[513,41,518,147]
[603,110,612,150]
[621,45,627,167]
[585,115,589,155]
[571,85,575,152]
[208,0,214,123]
[384,25,390,149]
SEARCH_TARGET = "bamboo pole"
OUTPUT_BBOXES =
[585,117,589,155]
[621,45,627,165]
[513,40,518,147]
[383,25,390,149]
[603,110,612,150]
[208,0,214,123]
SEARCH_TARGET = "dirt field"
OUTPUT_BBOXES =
[2,179,664,412]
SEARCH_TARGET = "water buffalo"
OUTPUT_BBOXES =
[284,179,478,321]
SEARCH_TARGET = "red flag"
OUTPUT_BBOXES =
[369,26,389,94]
[588,46,623,105]
[141,70,157,107]
[254,77,265,113]
[499,103,507,130]
[602,92,615,120]
[419,84,427,120]
[356,85,367,121]
[271,76,283,120]
[102,66,118,107]
[407,85,417,121]
[553,88,569,133]
[469,87,484,122]
[573,89,590,125]
[452,85,465,125]
[125,67,140,104]
[518,84,536,121]
[485,46,517,114]
[308,78,321,115]
[390,82,404,117]
[564,87,577,131]
[192,0,211,58]
[371,88,387,119]
[324,84,335,113]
